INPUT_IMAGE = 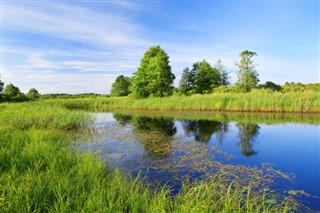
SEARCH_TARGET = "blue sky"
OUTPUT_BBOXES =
[1,0,319,94]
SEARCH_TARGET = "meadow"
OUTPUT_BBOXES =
[0,101,300,212]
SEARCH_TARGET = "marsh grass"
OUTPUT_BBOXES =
[58,91,320,113]
[0,102,300,212]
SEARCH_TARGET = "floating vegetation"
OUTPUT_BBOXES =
[86,117,300,201]
[77,111,320,211]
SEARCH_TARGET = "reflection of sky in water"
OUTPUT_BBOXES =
[80,112,320,211]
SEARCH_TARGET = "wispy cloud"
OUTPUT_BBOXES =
[1,1,318,94]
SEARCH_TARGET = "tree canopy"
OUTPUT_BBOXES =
[215,59,230,86]
[4,83,21,98]
[179,60,219,95]
[110,75,132,97]
[236,50,259,92]
[26,88,40,99]
[179,67,197,95]
[131,45,175,98]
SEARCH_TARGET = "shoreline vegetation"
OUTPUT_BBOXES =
[0,102,301,212]
[57,91,320,113]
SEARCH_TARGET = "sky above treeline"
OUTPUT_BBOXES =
[1,0,319,94]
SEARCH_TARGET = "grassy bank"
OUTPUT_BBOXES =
[0,102,299,212]
[58,92,320,113]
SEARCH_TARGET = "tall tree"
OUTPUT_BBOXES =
[179,67,196,95]
[215,59,230,86]
[194,60,219,94]
[132,45,175,98]
[236,50,259,92]
[110,75,132,96]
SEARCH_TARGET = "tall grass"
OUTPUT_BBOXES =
[0,102,299,212]
[58,91,320,113]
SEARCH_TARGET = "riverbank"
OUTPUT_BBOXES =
[57,92,320,113]
[0,102,299,212]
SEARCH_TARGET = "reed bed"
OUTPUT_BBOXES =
[59,92,320,113]
[0,102,299,212]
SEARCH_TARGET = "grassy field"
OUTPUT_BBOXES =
[0,102,299,212]
[56,91,320,113]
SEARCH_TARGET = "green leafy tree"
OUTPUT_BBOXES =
[132,45,175,98]
[179,67,196,95]
[258,81,282,91]
[194,60,219,94]
[236,50,259,92]
[3,83,26,101]
[0,80,4,93]
[4,83,21,98]
[26,88,40,99]
[215,59,230,86]
[110,75,132,96]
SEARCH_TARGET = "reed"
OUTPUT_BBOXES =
[57,91,320,113]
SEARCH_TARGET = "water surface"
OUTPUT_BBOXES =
[80,111,320,211]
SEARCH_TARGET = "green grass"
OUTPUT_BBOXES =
[0,102,300,212]
[57,91,320,113]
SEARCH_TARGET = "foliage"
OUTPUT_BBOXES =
[3,83,27,102]
[236,50,259,92]
[0,80,3,93]
[282,82,320,93]
[4,83,21,98]
[178,67,196,95]
[26,88,40,100]
[179,60,219,95]
[215,59,230,86]
[0,80,4,103]
[132,45,175,98]
[110,75,132,97]
[194,60,220,94]
[258,81,282,91]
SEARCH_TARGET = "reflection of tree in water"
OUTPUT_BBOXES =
[133,116,177,158]
[236,123,260,157]
[113,113,133,125]
[182,120,229,144]
[133,117,176,136]
[215,122,229,144]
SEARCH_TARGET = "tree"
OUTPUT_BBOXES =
[0,80,4,93]
[26,88,40,99]
[215,59,230,86]
[132,45,175,98]
[258,81,282,91]
[4,83,21,98]
[236,50,259,92]
[110,75,132,96]
[194,60,219,94]
[179,67,196,95]
[3,83,26,101]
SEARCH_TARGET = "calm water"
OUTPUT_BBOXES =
[80,111,320,211]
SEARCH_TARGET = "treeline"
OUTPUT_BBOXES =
[110,46,319,98]
[0,81,106,103]
[0,83,39,102]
